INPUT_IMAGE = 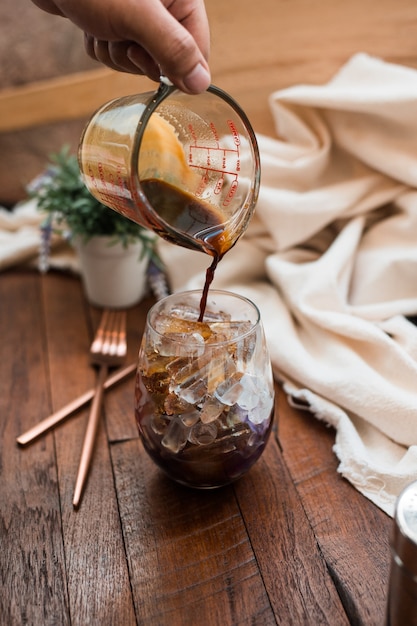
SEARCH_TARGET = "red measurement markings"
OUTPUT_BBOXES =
[223,177,239,207]
[195,173,210,197]
[188,123,198,143]
[209,121,220,144]
[87,163,99,192]
[116,164,125,193]
[94,179,131,212]
[97,161,108,190]
[188,123,197,165]
[214,177,224,194]
[188,146,240,176]
[190,163,240,177]
[227,119,241,146]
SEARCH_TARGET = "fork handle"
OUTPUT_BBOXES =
[16,363,136,446]
[73,364,108,508]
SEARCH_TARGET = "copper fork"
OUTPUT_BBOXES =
[73,309,127,508]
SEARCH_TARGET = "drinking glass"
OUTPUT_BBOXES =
[135,290,275,488]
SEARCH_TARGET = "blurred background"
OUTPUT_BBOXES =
[1,0,416,207]
[0,0,97,206]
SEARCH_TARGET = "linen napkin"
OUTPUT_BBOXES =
[158,53,417,517]
[0,198,79,272]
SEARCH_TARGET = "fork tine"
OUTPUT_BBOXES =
[91,309,109,354]
[102,311,116,356]
[116,311,127,357]
[107,312,118,356]
[106,311,125,357]
[90,310,127,362]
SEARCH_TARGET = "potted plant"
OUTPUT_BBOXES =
[32,147,158,308]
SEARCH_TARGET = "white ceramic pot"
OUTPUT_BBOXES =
[75,236,149,308]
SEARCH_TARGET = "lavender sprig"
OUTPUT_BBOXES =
[38,215,53,274]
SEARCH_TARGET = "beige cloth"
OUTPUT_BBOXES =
[0,199,78,272]
[159,53,417,516]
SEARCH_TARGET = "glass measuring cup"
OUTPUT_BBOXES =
[78,81,260,258]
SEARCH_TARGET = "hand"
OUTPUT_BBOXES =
[30,0,211,94]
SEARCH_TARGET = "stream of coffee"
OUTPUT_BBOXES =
[141,178,235,321]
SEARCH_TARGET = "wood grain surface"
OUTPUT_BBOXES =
[0,269,391,625]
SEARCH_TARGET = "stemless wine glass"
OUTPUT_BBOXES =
[135,289,275,489]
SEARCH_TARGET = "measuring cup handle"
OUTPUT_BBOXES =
[159,75,174,87]
[157,78,176,98]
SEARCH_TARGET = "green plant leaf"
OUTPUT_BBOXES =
[31,146,159,263]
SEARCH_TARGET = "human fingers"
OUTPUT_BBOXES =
[46,0,211,93]
[85,35,151,75]
[168,0,210,62]
[123,0,211,93]
[28,0,65,16]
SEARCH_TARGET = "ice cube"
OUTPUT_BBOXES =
[169,352,210,385]
[154,313,212,340]
[206,352,237,394]
[180,410,201,427]
[169,302,200,321]
[210,320,252,342]
[169,353,211,404]
[142,350,171,378]
[154,335,181,357]
[151,413,171,435]
[247,389,274,425]
[164,391,195,416]
[158,333,204,358]
[176,377,207,405]
[235,373,260,411]
[200,396,225,424]
[201,307,231,324]
[235,330,257,366]
[152,314,212,357]
[188,421,217,445]
[166,356,189,374]
[214,371,244,406]
[140,356,170,395]
[247,432,263,448]
[161,417,190,453]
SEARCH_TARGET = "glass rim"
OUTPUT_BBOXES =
[147,288,261,347]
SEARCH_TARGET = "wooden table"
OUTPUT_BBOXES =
[1,268,391,625]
